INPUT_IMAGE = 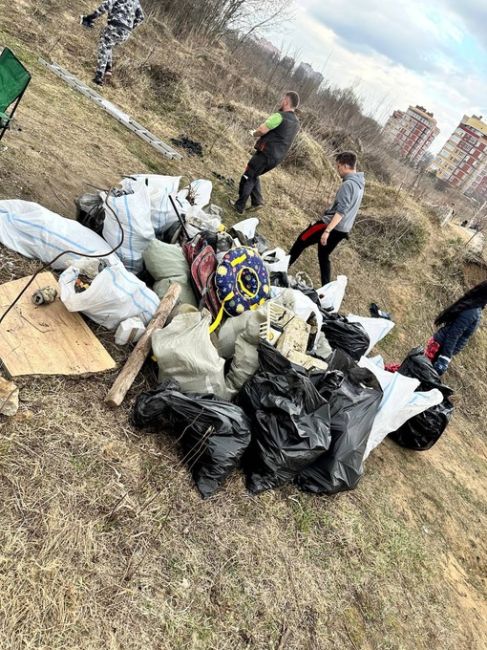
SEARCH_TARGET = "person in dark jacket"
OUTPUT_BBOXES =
[288,151,365,286]
[426,280,487,375]
[229,91,300,215]
[81,0,145,85]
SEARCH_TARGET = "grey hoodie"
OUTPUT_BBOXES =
[323,172,365,233]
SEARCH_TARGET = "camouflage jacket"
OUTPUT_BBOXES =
[92,0,145,30]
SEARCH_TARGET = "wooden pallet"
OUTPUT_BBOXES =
[38,58,183,160]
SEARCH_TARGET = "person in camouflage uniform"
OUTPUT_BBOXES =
[81,0,145,85]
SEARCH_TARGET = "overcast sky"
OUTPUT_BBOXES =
[269,0,487,152]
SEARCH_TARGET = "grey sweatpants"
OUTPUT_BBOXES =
[96,24,131,76]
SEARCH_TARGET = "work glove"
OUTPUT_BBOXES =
[433,355,451,376]
[80,14,96,28]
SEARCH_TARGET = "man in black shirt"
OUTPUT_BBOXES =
[230,91,300,215]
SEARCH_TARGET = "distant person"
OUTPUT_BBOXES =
[288,151,365,286]
[229,91,300,215]
[81,0,145,86]
[425,280,487,375]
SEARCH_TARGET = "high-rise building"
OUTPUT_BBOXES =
[383,105,440,164]
[434,115,487,201]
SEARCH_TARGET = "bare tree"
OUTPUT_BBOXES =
[143,0,290,43]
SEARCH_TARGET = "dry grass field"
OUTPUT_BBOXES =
[0,2,486,648]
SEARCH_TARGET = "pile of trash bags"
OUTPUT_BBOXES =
[0,174,455,499]
[388,348,454,451]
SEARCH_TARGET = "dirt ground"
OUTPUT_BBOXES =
[0,3,486,649]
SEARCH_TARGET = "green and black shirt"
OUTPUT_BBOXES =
[255,110,300,162]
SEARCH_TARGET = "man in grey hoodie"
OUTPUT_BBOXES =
[288,151,365,285]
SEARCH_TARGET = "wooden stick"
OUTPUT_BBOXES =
[105,283,181,408]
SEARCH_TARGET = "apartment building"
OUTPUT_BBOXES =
[434,115,487,201]
[383,105,440,164]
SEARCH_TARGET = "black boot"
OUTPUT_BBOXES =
[93,73,104,86]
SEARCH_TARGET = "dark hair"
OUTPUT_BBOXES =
[285,91,300,109]
[336,151,357,168]
[434,280,487,326]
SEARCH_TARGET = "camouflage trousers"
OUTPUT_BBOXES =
[96,24,131,76]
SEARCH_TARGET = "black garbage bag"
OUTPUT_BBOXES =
[297,350,383,494]
[388,400,454,451]
[76,192,105,235]
[320,312,370,361]
[270,271,290,288]
[395,346,444,388]
[228,227,269,254]
[296,285,321,307]
[253,232,269,255]
[388,347,454,451]
[160,221,183,244]
[236,342,332,494]
[133,380,251,498]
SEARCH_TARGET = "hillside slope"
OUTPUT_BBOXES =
[0,3,486,649]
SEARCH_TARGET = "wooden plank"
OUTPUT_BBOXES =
[105,283,181,408]
[0,272,116,377]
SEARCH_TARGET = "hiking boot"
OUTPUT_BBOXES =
[93,73,104,86]
[104,65,113,84]
[247,204,264,213]
[227,198,244,215]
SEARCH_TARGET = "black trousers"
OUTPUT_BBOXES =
[235,151,277,211]
[288,222,349,286]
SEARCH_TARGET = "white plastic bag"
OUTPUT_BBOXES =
[232,217,259,240]
[317,275,348,312]
[152,310,228,398]
[103,186,154,273]
[59,264,160,330]
[123,177,213,234]
[176,179,213,212]
[122,175,182,233]
[347,314,395,355]
[262,247,291,273]
[368,355,385,369]
[358,357,444,460]
[0,200,119,270]
[185,206,222,233]
[115,317,146,345]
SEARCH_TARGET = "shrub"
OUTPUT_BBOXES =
[351,212,428,264]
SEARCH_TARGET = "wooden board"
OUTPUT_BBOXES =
[0,272,116,377]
